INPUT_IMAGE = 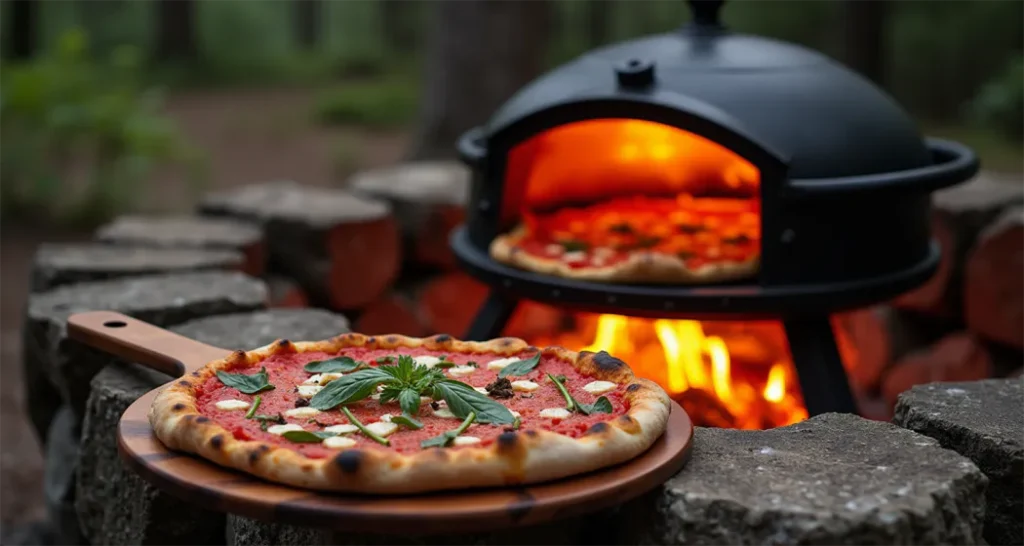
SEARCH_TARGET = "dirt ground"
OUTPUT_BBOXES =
[0,87,408,531]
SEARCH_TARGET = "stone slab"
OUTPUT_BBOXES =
[24,271,267,426]
[75,310,351,546]
[227,413,987,545]
[894,379,1024,545]
[96,214,263,251]
[200,181,390,231]
[618,413,987,545]
[30,243,245,292]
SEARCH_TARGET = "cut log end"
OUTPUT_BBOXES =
[355,294,430,337]
[893,212,956,316]
[266,275,308,309]
[964,206,1024,349]
[881,332,993,406]
[325,216,402,310]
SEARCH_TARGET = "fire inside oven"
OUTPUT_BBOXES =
[499,119,762,282]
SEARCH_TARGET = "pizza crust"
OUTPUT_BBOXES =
[490,225,759,284]
[150,333,671,494]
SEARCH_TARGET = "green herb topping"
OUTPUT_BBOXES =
[303,356,367,373]
[253,413,285,432]
[282,430,338,443]
[244,395,262,419]
[216,366,275,395]
[421,412,477,449]
[547,373,613,415]
[497,353,541,379]
[340,406,390,446]
[559,239,589,252]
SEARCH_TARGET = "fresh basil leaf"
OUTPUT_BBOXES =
[309,368,394,410]
[392,414,423,430]
[577,396,613,415]
[254,413,285,432]
[378,384,403,405]
[547,373,575,411]
[497,354,541,378]
[466,361,478,368]
[420,412,476,449]
[398,388,421,416]
[434,361,456,368]
[375,356,394,364]
[216,366,275,394]
[281,430,338,443]
[433,380,515,425]
[303,356,365,373]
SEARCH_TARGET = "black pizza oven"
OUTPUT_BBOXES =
[448,0,979,417]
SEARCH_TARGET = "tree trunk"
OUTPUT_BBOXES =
[381,0,421,53]
[587,0,612,49]
[841,0,889,86]
[155,0,197,62]
[5,0,37,60]
[293,0,321,50]
[409,0,553,160]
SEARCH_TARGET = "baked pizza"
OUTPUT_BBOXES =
[150,333,671,494]
[491,194,760,284]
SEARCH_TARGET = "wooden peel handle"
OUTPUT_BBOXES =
[67,311,229,377]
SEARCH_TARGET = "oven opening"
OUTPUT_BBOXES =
[498,118,762,284]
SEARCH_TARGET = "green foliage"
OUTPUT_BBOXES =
[968,55,1023,143]
[0,29,205,227]
[313,75,419,128]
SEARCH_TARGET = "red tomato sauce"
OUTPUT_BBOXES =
[196,347,629,457]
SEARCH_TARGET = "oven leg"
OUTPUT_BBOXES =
[783,316,859,416]
[464,292,519,341]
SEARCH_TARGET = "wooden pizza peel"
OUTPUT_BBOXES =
[67,310,694,534]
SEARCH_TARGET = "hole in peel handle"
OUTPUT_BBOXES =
[66,311,229,378]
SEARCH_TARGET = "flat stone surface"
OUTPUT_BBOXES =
[96,214,263,250]
[619,413,987,545]
[24,272,267,423]
[76,309,350,546]
[894,379,1024,545]
[30,243,244,292]
[200,181,390,229]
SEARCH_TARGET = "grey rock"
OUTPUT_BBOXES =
[95,214,263,251]
[200,181,390,230]
[618,413,987,545]
[170,308,350,350]
[24,271,267,424]
[44,406,85,546]
[30,243,245,292]
[75,310,350,546]
[894,379,1024,545]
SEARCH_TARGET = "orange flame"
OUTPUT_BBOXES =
[533,314,808,429]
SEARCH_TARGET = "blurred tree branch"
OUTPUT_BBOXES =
[410,0,553,160]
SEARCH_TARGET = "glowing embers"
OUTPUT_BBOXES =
[531,314,809,430]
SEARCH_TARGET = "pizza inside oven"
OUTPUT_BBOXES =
[150,334,671,494]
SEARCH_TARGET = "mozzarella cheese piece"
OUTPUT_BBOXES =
[302,374,323,385]
[267,424,305,435]
[432,408,457,419]
[473,387,489,395]
[364,421,399,437]
[413,355,442,368]
[297,385,322,399]
[486,357,521,371]
[583,380,618,395]
[324,424,359,434]
[545,243,564,255]
[379,413,394,423]
[452,436,481,446]
[214,399,250,411]
[317,372,343,385]
[322,436,358,449]
[562,251,587,263]
[540,408,572,420]
[511,380,539,392]
[420,395,434,404]
[284,407,321,418]
[448,365,476,377]
[510,410,521,418]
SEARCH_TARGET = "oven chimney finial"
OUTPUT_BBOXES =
[687,0,726,31]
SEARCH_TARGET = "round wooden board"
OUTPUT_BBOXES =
[119,391,693,534]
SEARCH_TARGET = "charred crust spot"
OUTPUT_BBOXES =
[209,435,224,449]
[301,463,314,472]
[432,449,450,461]
[434,334,451,343]
[177,380,192,388]
[385,335,400,344]
[626,383,641,392]
[334,450,363,474]
[585,422,609,436]
[366,336,376,344]
[276,339,294,352]
[524,430,538,438]
[231,350,246,360]
[171,403,186,412]
[527,346,539,353]
[616,415,641,434]
[190,371,201,378]
[593,351,626,371]
[195,416,210,424]
[248,445,270,465]
[499,338,516,347]
[496,432,519,453]
[617,415,634,426]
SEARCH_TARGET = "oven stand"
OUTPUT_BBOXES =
[782,317,858,416]
[463,292,859,417]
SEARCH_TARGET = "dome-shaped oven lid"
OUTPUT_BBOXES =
[482,1,937,180]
